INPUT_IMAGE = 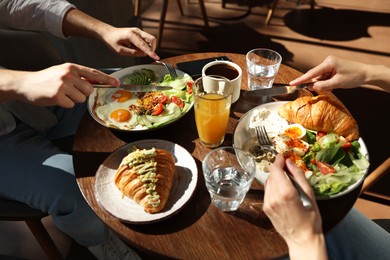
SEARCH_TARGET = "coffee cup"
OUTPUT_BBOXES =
[202,60,242,103]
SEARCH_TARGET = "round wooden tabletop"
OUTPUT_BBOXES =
[73,52,361,259]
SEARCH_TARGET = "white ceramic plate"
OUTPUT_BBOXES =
[88,64,193,132]
[94,139,198,224]
[233,101,369,200]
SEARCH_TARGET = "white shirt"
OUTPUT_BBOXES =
[0,0,75,135]
[0,0,75,39]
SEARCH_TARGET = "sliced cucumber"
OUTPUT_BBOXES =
[141,103,181,128]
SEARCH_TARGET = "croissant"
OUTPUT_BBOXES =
[114,147,175,213]
[278,92,359,141]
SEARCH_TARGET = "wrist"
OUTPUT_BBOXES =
[364,64,390,92]
[287,234,328,260]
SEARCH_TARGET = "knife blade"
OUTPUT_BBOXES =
[92,84,173,92]
[245,83,308,97]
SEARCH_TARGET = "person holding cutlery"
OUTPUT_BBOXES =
[290,55,390,93]
[0,0,162,259]
[264,155,390,259]
[264,56,390,259]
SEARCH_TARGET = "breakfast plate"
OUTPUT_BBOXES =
[88,64,193,132]
[233,101,369,200]
[94,139,198,224]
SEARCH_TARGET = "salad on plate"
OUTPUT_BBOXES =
[90,65,193,131]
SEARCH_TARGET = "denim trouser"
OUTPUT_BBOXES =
[0,103,107,246]
[325,207,390,259]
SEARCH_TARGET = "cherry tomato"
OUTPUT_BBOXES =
[171,96,184,108]
[316,131,327,141]
[341,141,352,149]
[311,157,317,165]
[152,103,164,116]
[186,81,193,94]
[317,161,336,175]
[154,94,168,104]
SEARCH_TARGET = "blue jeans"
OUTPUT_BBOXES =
[0,104,107,246]
[325,207,390,260]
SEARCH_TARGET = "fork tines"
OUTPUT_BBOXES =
[157,60,177,80]
[255,125,273,146]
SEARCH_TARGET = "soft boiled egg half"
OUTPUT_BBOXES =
[94,88,138,129]
[273,124,309,157]
[283,124,306,139]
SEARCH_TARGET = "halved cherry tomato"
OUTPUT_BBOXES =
[154,94,168,104]
[311,157,317,165]
[341,141,352,149]
[317,161,336,175]
[186,81,193,94]
[151,103,164,116]
[316,131,327,141]
[171,96,184,108]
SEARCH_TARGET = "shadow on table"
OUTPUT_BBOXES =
[284,7,390,43]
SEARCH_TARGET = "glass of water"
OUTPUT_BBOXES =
[246,48,282,90]
[202,146,257,211]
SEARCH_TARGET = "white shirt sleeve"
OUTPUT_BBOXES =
[0,0,76,39]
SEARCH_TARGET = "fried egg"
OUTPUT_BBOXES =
[94,88,138,129]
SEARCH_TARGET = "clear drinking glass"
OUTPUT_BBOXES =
[193,75,233,148]
[246,48,282,90]
[202,146,257,211]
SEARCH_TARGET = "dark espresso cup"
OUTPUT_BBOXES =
[202,61,242,103]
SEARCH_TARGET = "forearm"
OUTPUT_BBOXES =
[288,234,328,260]
[0,69,29,102]
[62,8,113,41]
[364,64,390,92]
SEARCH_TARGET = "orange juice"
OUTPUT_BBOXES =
[195,93,231,147]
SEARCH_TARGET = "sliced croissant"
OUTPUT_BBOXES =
[278,92,359,141]
[114,147,175,213]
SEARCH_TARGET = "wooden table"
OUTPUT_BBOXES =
[73,52,362,259]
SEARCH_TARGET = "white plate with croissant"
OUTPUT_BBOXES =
[234,95,369,199]
[94,139,198,223]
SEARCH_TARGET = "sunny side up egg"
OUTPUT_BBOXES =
[95,88,138,129]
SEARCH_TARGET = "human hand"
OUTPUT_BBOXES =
[101,27,160,61]
[289,55,367,93]
[16,63,120,108]
[263,154,327,259]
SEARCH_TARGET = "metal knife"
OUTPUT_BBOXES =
[92,84,173,92]
[245,83,308,97]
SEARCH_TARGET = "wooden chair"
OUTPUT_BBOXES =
[0,199,63,259]
[360,157,390,196]
[134,0,209,48]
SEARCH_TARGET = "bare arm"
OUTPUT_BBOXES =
[290,56,390,93]
[263,155,328,260]
[62,8,159,60]
[0,64,119,108]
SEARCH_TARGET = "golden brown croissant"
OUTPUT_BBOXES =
[278,92,359,141]
[114,147,175,213]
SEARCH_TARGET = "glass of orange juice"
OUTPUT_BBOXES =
[193,75,233,148]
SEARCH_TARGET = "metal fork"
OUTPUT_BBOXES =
[255,125,273,147]
[156,60,177,80]
[256,125,312,209]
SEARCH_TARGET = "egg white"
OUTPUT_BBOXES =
[94,88,139,129]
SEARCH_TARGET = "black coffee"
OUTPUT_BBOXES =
[205,64,239,80]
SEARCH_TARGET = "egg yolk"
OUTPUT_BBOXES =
[284,126,302,139]
[111,90,132,102]
[110,109,131,122]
